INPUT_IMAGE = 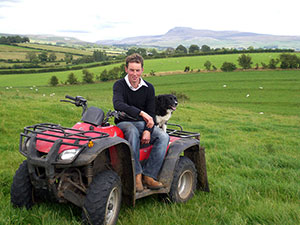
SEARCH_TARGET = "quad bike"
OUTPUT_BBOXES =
[10,95,209,225]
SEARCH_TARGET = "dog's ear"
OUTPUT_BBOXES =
[162,95,169,107]
[157,95,164,104]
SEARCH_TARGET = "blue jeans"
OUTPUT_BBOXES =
[117,121,170,179]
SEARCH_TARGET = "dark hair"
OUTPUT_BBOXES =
[125,53,144,68]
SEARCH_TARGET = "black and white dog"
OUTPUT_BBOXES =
[155,94,178,132]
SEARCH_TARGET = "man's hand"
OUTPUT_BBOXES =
[139,111,154,128]
[141,130,151,145]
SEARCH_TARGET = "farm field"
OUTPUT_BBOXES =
[0,44,38,52]
[0,51,79,61]
[1,52,300,87]
[18,43,126,56]
[17,43,93,55]
[0,43,126,63]
[0,70,299,224]
[0,44,84,63]
[0,44,39,61]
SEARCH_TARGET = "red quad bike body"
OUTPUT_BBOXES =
[11,95,209,225]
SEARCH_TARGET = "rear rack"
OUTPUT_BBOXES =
[166,123,200,139]
[21,123,109,148]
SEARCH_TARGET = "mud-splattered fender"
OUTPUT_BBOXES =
[158,138,209,192]
[73,136,132,166]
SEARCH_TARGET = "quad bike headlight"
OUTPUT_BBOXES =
[21,137,31,154]
[59,149,80,161]
[25,138,31,149]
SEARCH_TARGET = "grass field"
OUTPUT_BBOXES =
[2,52,300,87]
[0,69,299,224]
[0,44,38,52]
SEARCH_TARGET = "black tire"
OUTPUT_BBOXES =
[82,170,122,225]
[10,160,34,209]
[168,156,197,203]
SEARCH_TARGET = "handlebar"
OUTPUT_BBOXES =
[60,95,87,106]
[65,95,76,101]
[102,110,137,125]
[60,95,88,115]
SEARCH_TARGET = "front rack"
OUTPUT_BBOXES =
[21,123,109,148]
[166,123,200,139]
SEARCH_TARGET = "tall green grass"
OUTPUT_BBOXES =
[0,70,299,224]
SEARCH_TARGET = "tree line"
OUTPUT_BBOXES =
[0,50,112,70]
[124,45,294,59]
[182,53,300,73]
[49,64,126,86]
[0,35,30,44]
[24,50,110,65]
[225,53,300,71]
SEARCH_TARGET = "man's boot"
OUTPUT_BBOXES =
[143,175,164,190]
[136,174,144,192]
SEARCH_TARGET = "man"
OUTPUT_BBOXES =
[113,53,169,192]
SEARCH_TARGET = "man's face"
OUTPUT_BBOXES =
[125,62,144,87]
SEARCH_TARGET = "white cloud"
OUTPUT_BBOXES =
[0,0,299,42]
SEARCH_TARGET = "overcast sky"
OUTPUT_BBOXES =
[0,0,299,42]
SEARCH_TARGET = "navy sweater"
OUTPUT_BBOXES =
[113,78,155,132]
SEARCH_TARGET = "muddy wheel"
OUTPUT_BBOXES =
[168,156,197,203]
[82,170,122,225]
[10,160,34,209]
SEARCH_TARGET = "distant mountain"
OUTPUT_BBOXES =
[3,27,300,50]
[96,27,300,50]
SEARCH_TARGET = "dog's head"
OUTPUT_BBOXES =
[156,94,178,111]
